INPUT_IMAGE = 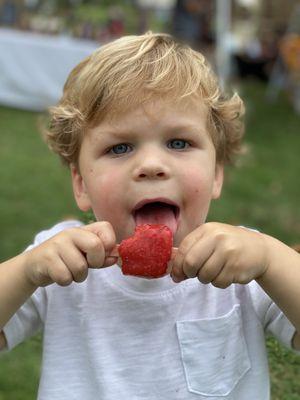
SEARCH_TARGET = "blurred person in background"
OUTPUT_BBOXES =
[172,0,213,50]
[0,0,19,27]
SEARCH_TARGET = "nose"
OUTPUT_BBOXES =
[132,148,171,181]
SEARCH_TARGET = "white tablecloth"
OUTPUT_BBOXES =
[0,28,99,111]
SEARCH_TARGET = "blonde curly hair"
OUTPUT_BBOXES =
[45,32,245,166]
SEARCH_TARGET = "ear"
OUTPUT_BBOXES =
[212,163,224,200]
[70,164,91,212]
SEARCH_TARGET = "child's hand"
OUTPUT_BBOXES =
[171,223,270,288]
[23,222,117,287]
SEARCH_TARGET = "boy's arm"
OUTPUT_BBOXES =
[0,222,117,347]
[0,253,37,351]
[255,235,300,350]
[0,254,37,333]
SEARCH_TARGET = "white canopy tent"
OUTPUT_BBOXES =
[0,1,244,110]
[0,28,98,111]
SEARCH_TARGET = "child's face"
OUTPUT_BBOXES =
[71,98,223,246]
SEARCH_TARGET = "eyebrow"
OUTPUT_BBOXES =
[102,123,207,139]
[104,129,136,140]
[167,124,206,135]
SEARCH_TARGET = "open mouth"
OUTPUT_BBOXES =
[133,200,179,234]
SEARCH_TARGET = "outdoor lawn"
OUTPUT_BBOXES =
[0,81,299,399]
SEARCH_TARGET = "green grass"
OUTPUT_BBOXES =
[0,109,80,258]
[209,82,300,245]
[0,107,80,399]
[0,81,300,398]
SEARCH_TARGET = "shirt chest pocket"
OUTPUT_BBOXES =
[176,305,251,397]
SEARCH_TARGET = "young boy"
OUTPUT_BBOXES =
[1,32,300,399]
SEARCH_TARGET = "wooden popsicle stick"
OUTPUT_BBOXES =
[109,244,178,259]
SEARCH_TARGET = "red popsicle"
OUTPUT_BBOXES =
[118,224,173,278]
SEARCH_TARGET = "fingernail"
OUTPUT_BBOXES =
[171,274,182,283]
[104,256,118,267]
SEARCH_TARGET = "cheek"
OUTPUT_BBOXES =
[181,168,214,200]
[89,169,124,218]
[180,167,216,228]
[98,170,121,195]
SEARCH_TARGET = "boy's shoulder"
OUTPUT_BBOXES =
[26,220,83,250]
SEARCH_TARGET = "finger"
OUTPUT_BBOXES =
[103,256,119,267]
[172,233,214,282]
[86,239,105,268]
[171,247,178,260]
[84,222,117,267]
[196,251,225,284]
[109,245,119,258]
[181,237,217,279]
[59,247,89,283]
[66,228,106,268]
[171,230,204,282]
[47,257,74,287]
[84,221,117,254]
[104,244,120,267]
[210,265,234,289]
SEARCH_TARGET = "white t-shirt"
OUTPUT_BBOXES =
[2,220,299,400]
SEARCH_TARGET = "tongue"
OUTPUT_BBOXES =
[135,203,178,235]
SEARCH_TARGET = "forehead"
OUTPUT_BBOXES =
[92,96,209,134]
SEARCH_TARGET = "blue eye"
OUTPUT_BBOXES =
[168,139,189,150]
[110,143,132,155]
